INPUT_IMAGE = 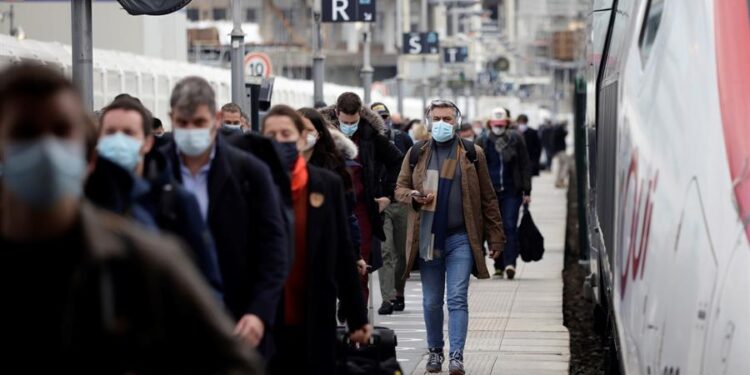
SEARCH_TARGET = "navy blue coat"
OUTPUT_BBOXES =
[86,154,224,299]
[164,136,289,354]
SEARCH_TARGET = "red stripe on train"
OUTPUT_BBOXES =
[715,0,750,241]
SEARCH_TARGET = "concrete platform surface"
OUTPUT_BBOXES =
[370,173,569,375]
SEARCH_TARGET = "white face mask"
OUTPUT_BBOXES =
[302,132,317,151]
[491,127,507,136]
[518,124,528,132]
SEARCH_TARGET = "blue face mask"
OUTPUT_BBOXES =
[223,123,242,131]
[174,127,213,157]
[1,137,86,210]
[431,121,455,143]
[339,121,359,137]
[97,132,143,171]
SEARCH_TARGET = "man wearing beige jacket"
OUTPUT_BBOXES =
[395,99,505,375]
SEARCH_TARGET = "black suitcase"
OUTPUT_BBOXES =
[336,271,402,375]
[336,325,402,375]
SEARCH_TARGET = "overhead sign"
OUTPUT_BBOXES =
[402,32,440,55]
[443,46,469,64]
[321,0,377,23]
[244,52,273,79]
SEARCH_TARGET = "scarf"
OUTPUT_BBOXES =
[490,129,517,161]
[419,138,459,260]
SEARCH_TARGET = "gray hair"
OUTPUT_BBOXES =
[170,76,216,116]
[425,99,460,118]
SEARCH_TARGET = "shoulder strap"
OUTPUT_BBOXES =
[459,138,478,165]
[409,140,427,169]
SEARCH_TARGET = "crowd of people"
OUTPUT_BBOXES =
[0,63,556,374]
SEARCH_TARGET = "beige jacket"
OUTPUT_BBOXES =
[395,139,505,279]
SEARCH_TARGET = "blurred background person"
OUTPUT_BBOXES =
[477,108,532,279]
[517,114,542,177]
[219,102,244,136]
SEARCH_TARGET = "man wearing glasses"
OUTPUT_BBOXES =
[395,99,505,375]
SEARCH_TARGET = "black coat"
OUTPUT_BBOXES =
[320,106,404,241]
[273,164,368,374]
[85,156,224,298]
[164,137,289,332]
[521,127,542,176]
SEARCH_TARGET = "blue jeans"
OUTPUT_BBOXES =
[495,191,523,269]
[418,232,474,353]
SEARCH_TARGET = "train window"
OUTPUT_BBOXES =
[638,0,665,64]
[124,72,138,95]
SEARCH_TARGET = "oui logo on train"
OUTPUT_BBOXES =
[618,151,658,298]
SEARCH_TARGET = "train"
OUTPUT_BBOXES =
[0,34,427,124]
[582,0,749,374]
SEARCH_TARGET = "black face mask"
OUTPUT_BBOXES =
[278,141,299,171]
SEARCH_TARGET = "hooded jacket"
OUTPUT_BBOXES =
[319,105,404,241]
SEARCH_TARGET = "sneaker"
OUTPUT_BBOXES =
[505,265,516,280]
[426,348,444,373]
[449,351,465,375]
[494,268,504,277]
[378,301,394,315]
[392,296,405,312]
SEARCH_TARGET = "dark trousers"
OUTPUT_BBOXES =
[494,191,523,269]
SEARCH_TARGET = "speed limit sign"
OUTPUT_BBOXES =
[244,52,273,79]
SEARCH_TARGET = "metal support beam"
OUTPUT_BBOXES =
[72,0,93,111]
[230,0,245,107]
[312,2,325,105]
[421,56,428,118]
[361,23,373,105]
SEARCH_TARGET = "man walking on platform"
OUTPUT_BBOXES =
[517,114,542,176]
[164,77,289,357]
[396,99,504,375]
[370,102,413,315]
[320,93,403,302]
[478,108,532,279]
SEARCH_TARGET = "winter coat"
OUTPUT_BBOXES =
[1,201,263,374]
[326,128,362,259]
[478,130,533,196]
[522,127,542,176]
[163,136,289,358]
[274,164,368,374]
[395,137,506,279]
[319,105,404,241]
[86,155,224,298]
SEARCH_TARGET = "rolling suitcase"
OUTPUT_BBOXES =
[336,270,402,375]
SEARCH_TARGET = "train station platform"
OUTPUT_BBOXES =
[371,172,570,375]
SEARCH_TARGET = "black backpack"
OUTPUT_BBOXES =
[519,205,545,262]
[408,138,478,169]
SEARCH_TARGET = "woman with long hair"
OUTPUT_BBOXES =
[261,104,372,374]
[298,107,368,278]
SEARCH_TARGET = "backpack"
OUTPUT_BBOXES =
[408,138,478,170]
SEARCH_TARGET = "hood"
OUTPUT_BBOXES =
[319,105,387,135]
[329,127,359,160]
